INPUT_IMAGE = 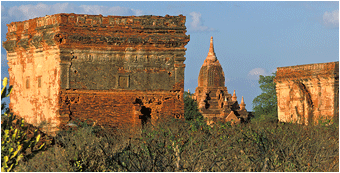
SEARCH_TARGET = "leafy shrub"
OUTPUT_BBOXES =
[184,91,203,121]
[15,125,106,172]
[1,77,46,172]
[4,76,338,172]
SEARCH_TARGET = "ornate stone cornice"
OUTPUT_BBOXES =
[275,62,339,83]
[3,13,190,52]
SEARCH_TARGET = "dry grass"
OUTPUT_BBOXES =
[14,117,339,172]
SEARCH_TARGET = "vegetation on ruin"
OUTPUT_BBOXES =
[1,77,339,172]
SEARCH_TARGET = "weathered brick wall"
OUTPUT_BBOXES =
[3,13,189,133]
[274,62,339,125]
[55,14,189,91]
[58,89,184,129]
[3,14,62,132]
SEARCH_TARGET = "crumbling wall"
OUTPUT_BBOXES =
[3,13,189,132]
[57,14,189,128]
[56,14,188,91]
[3,15,62,132]
[274,62,339,125]
[58,89,184,129]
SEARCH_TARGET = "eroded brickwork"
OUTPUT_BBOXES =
[3,13,189,133]
[4,15,62,131]
[274,62,339,125]
[58,89,184,128]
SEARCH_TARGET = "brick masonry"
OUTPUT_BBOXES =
[3,13,190,133]
[274,62,339,125]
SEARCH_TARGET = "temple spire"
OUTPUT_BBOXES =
[232,90,237,102]
[240,96,246,110]
[206,36,217,61]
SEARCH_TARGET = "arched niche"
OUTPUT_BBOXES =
[289,82,313,125]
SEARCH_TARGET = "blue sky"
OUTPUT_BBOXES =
[1,1,339,111]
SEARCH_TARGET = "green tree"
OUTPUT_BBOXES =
[183,91,203,121]
[252,72,277,121]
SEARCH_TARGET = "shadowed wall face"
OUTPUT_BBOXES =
[274,62,339,125]
[3,13,190,133]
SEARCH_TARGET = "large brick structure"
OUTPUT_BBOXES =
[274,62,339,125]
[3,13,190,133]
[193,37,251,125]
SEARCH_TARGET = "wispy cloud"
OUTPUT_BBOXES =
[247,68,276,81]
[188,11,214,32]
[2,3,144,23]
[247,68,268,80]
[79,5,143,16]
[323,10,339,28]
[7,3,62,20]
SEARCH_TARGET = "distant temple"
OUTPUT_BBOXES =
[193,37,251,125]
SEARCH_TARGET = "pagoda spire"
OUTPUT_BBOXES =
[240,96,246,110]
[232,90,237,102]
[206,36,217,61]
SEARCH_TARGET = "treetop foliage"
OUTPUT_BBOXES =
[183,91,203,121]
[252,72,277,120]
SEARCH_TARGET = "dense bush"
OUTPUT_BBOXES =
[14,117,339,172]
[184,91,203,121]
[1,78,47,172]
[2,76,338,172]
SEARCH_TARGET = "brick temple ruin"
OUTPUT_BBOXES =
[3,13,190,133]
[274,62,339,125]
[192,37,251,125]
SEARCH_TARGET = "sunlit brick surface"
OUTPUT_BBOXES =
[3,13,190,133]
[274,62,339,125]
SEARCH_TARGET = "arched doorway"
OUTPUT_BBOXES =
[289,82,313,125]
